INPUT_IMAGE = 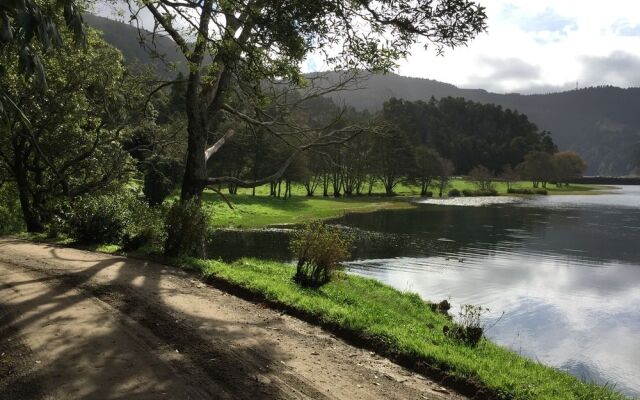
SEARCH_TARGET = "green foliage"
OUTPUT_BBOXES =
[164,199,209,257]
[290,221,352,287]
[0,27,138,232]
[443,304,488,347]
[448,188,461,197]
[0,183,24,234]
[66,191,139,244]
[382,97,557,174]
[185,257,626,400]
[143,158,183,206]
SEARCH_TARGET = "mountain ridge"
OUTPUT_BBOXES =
[86,14,640,176]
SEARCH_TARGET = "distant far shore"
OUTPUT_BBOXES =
[570,177,640,185]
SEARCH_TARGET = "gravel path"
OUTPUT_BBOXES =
[0,238,465,400]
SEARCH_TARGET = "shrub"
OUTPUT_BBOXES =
[468,165,495,191]
[422,191,433,198]
[535,189,548,195]
[66,192,137,244]
[290,221,353,287]
[65,190,164,248]
[448,188,461,197]
[443,304,488,347]
[122,205,166,252]
[164,199,208,257]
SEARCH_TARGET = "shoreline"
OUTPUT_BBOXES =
[2,237,627,399]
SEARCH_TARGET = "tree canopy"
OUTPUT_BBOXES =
[0,28,140,231]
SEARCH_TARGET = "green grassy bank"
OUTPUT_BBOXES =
[179,257,626,400]
[201,180,607,228]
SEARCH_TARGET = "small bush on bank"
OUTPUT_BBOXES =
[535,189,548,195]
[443,304,488,347]
[122,205,166,252]
[66,192,136,244]
[421,191,433,198]
[461,189,498,197]
[164,199,208,257]
[65,190,165,248]
[448,188,461,197]
[290,221,352,287]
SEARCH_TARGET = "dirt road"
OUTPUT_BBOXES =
[0,238,464,400]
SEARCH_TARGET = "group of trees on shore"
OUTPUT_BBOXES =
[0,19,586,238]
[192,95,579,199]
[1,0,582,254]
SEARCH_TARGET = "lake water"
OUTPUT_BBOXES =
[338,186,640,397]
[209,187,640,396]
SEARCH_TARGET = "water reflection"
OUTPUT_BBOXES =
[208,187,640,396]
[340,187,640,396]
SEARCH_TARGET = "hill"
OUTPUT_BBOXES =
[324,73,640,175]
[84,14,187,78]
[86,15,640,175]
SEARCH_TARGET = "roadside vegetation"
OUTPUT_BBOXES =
[181,256,626,400]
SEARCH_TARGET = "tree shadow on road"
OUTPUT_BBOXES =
[0,239,306,400]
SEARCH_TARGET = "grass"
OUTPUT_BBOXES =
[201,191,415,228]
[180,257,627,400]
[199,180,607,228]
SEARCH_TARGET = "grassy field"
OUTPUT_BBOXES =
[179,256,626,400]
[202,191,415,228]
[200,180,606,228]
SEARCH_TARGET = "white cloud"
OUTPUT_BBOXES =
[93,0,640,93]
[396,0,640,93]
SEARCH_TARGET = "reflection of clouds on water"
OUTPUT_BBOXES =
[348,249,640,396]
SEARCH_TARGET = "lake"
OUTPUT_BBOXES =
[209,186,640,396]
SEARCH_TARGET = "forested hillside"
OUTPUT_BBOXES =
[86,15,640,175]
[84,14,186,78]
[323,72,640,176]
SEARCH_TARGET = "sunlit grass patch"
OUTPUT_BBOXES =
[184,257,627,400]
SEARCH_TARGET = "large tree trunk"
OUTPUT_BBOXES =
[181,113,208,201]
[15,166,44,233]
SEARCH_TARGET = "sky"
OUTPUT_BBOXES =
[94,0,640,94]
[393,0,640,93]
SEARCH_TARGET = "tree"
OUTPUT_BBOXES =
[553,151,587,186]
[517,151,555,188]
[468,165,494,191]
[0,29,137,231]
[499,165,519,191]
[1,0,85,119]
[434,155,455,197]
[127,0,486,203]
[412,146,441,196]
[371,127,415,196]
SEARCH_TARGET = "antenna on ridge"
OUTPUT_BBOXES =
[576,81,579,90]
